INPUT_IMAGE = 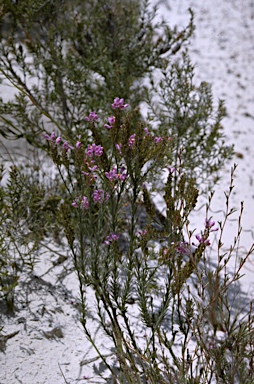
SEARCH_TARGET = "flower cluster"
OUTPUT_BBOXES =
[45,132,74,151]
[176,241,192,255]
[72,196,89,210]
[86,144,104,157]
[85,111,98,122]
[193,218,219,247]
[104,233,120,245]
[62,141,74,151]
[72,189,109,210]
[105,166,128,182]
[111,97,129,110]
[93,189,109,203]
[81,159,98,183]
[143,127,171,144]
[195,234,211,246]
[45,132,61,143]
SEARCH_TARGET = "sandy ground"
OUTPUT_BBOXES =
[0,1,254,383]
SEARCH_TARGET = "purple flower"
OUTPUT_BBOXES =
[205,218,218,232]
[144,127,150,135]
[76,141,82,149]
[111,97,129,110]
[105,167,118,181]
[93,189,108,203]
[176,241,190,255]
[85,112,98,122]
[55,136,62,145]
[138,229,148,236]
[62,141,74,151]
[168,166,176,174]
[195,234,211,246]
[105,166,127,182]
[88,165,98,172]
[72,200,79,208]
[115,143,122,154]
[104,232,120,245]
[86,143,104,157]
[128,134,136,148]
[45,132,56,141]
[154,137,163,143]
[108,116,116,125]
[81,196,89,210]
[104,116,116,129]
[45,132,62,144]
[118,166,128,181]
[72,196,89,209]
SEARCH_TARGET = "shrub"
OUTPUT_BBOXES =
[45,99,254,383]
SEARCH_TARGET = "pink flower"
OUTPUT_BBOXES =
[195,234,211,246]
[81,196,89,209]
[104,116,116,129]
[45,132,62,144]
[154,137,163,143]
[86,144,104,157]
[45,132,56,141]
[128,134,136,148]
[105,166,127,182]
[205,218,218,232]
[168,166,176,174]
[62,141,74,151]
[138,229,148,236]
[72,200,78,208]
[72,196,89,209]
[111,97,129,110]
[85,112,98,122]
[115,143,122,154]
[108,116,116,125]
[88,165,98,172]
[105,167,118,181]
[176,241,191,255]
[104,232,120,245]
[55,136,62,145]
[118,166,128,181]
[93,189,104,203]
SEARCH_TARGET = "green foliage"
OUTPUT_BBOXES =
[0,0,193,145]
[146,51,233,192]
[0,162,62,311]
